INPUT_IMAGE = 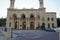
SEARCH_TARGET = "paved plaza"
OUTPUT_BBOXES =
[0,30,59,40]
[11,30,59,40]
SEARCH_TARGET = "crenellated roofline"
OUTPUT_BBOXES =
[7,8,46,11]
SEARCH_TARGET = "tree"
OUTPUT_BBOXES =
[41,24,45,30]
[57,18,60,27]
[0,18,6,27]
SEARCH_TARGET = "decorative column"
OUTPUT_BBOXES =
[19,17,22,29]
[26,18,29,30]
[35,17,37,29]
[17,18,19,29]
[10,0,15,8]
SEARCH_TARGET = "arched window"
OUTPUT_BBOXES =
[9,22,11,27]
[47,17,50,21]
[21,14,26,19]
[48,23,50,28]
[51,18,54,21]
[52,23,54,28]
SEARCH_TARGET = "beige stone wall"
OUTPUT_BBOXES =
[45,12,57,28]
[6,8,57,29]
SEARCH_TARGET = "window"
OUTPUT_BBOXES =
[9,22,11,27]
[47,17,50,21]
[52,23,54,28]
[51,18,54,21]
[48,23,50,28]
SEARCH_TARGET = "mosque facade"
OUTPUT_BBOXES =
[6,0,57,30]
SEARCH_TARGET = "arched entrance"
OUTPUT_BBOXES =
[30,22,34,29]
[21,14,26,29]
[13,14,17,29]
[22,21,26,29]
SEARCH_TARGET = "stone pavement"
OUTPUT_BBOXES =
[0,31,7,40]
[11,30,59,40]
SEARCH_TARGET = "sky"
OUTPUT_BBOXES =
[0,0,60,18]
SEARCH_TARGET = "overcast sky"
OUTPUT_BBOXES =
[0,0,60,18]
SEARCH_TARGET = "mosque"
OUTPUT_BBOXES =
[6,0,57,30]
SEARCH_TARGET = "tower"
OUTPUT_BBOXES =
[39,0,44,8]
[10,0,15,8]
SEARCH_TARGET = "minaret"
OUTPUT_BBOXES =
[39,0,44,8]
[10,0,15,8]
